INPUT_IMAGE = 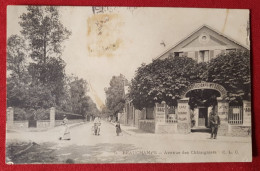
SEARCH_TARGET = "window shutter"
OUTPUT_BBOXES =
[210,50,214,60]
[195,51,198,61]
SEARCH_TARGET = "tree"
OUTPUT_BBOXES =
[7,35,28,81]
[130,50,251,110]
[205,50,251,105]
[27,57,66,106]
[105,74,127,115]
[18,6,71,106]
[69,77,88,115]
[7,35,30,108]
[129,56,200,110]
[19,6,71,64]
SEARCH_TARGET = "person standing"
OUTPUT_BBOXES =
[209,111,220,139]
[59,115,71,140]
[115,121,121,136]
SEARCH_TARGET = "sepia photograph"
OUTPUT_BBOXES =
[6,6,251,164]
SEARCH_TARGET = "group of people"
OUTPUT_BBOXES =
[58,112,218,140]
[58,115,122,140]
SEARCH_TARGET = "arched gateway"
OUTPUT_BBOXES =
[177,82,229,134]
[182,82,227,99]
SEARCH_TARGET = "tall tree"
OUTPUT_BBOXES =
[19,6,71,64]
[18,6,71,106]
[105,74,126,115]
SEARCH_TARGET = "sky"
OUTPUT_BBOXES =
[7,6,249,109]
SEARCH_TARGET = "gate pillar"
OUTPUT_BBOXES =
[177,98,191,134]
[217,98,229,135]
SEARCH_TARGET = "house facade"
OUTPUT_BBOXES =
[156,25,248,62]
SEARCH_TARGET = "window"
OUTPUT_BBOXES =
[174,52,184,57]
[198,50,209,63]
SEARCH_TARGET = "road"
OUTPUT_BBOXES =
[6,121,252,163]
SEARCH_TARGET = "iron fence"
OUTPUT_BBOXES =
[228,106,243,125]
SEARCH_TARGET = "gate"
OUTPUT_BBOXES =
[28,115,37,128]
[228,106,243,125]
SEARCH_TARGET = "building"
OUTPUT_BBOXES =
[134,25,251,136]
[155,25,249,62]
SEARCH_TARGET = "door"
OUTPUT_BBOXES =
[198,108,208,127]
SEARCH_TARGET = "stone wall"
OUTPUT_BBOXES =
[177,123,191,134]
[218,122,228,136]
[37,120,51,128]
[228,125,251,137]
[155,123,178,134]
[55,119,84,126]
[139,120,155,133]
[9,121,29,129]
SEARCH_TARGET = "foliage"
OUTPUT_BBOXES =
[100,106,113,118]
[105,74,126,115]
[130,50,251,109]
[7,6,100,120]
[27,57,66,106]
[130,56,200,110]
[19,6,71,63]
[206,50,251,105]
[68,76,99,117]
[7,35,28,81]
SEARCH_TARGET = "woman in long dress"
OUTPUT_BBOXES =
[59,115,71,140]
[115,121,121,136]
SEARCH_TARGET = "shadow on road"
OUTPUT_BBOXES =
[6,141,160,164]
[55,143,159,163]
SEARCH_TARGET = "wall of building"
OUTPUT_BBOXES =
[158,26,247,60]
[118,112,126,125]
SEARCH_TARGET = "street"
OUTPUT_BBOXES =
[6,121,252,163]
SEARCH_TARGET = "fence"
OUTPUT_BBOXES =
[166,106,178,123]
[228,106,243,125]
[7,107,86,129]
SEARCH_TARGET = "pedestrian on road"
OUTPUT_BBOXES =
[115,121,121,136]
[59,115,71,140]
[209,110,220,139]
[93,117,101,135]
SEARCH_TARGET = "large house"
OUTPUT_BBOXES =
[121,25,251,136]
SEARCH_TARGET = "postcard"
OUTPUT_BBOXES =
[6,6,251,164]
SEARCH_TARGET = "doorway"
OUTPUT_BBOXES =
[198,107,208,127]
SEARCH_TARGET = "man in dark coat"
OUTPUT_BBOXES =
[209,111,220,139]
